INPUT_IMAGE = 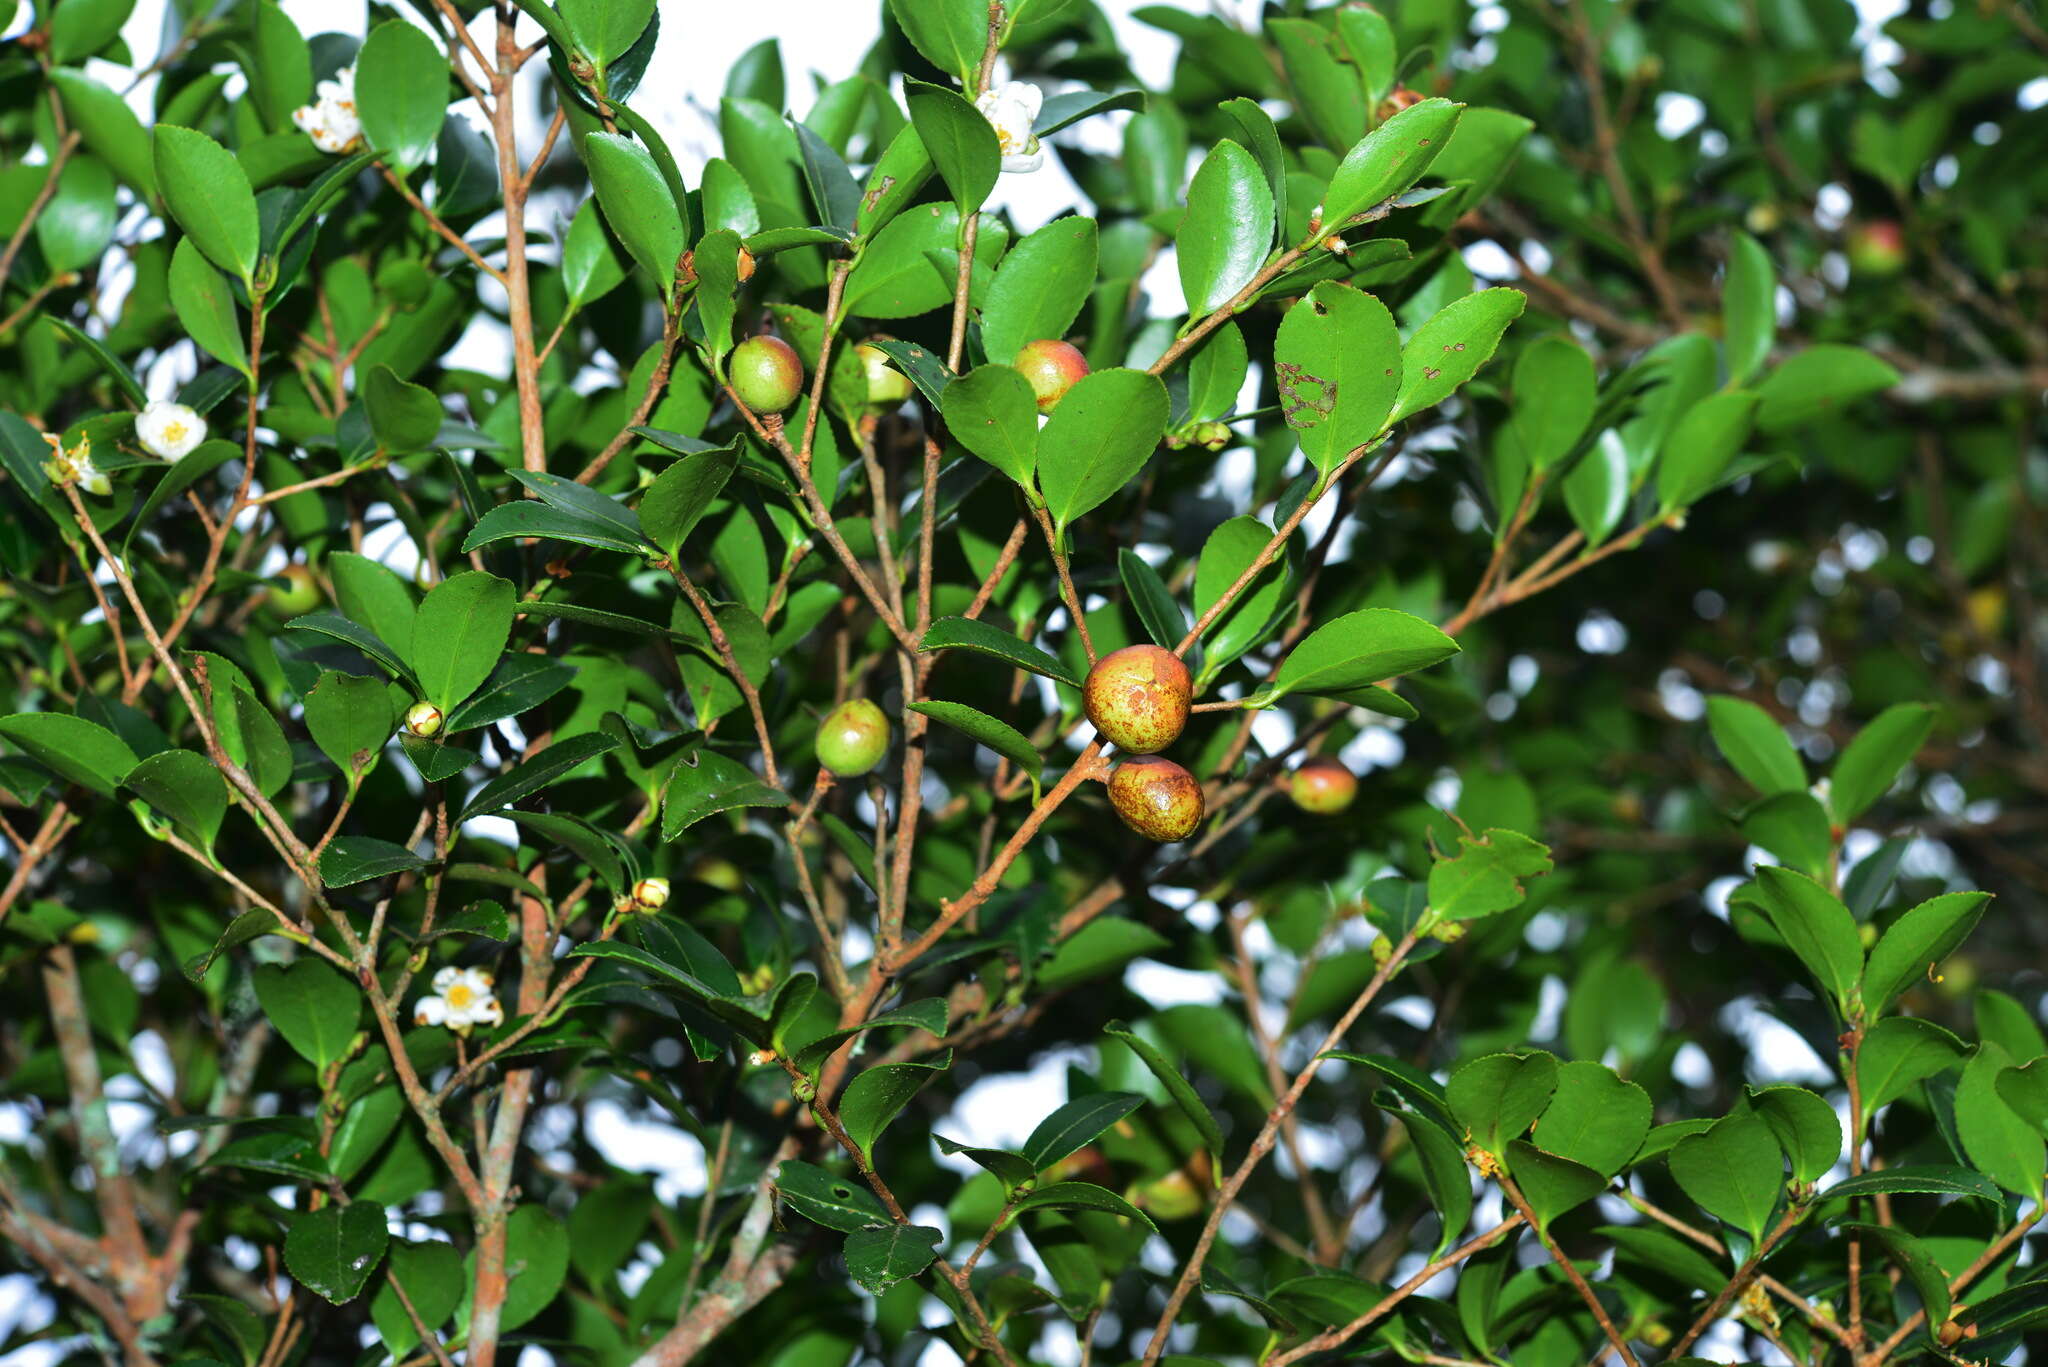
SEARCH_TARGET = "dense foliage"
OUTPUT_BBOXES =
[2,1,2044,1366]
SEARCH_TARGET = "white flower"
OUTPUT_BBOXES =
[414,966,502,1033]
[976,81,1045,174]
[135,401,206,461]
[42,431,109,497]
[293,66,363,156]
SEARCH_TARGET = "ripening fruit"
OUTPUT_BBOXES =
[261,564,323,618]
[729,335,804,413]
[1846,221,1907,278]
[1108,755,1204,842]
[858,344,914,408]
[817,698,890,776]
[1289,758,1358,814]
[1084,644,1192,754]
[1014,338,1089,413]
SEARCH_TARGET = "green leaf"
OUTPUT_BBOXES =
[1037,367,1168,537]
[49,70,155,200]
[842,201,1002,319]
[0,713,137,798]
[319,836,431,889]
[940,363,1039,488]
[1602,1225,1725,1294]
[1823,1165,2002,1205]
[1705,696,1805,796]
[1021,1093,1146,1172]
[1956,1041,2044,1200]
[153,125,260,284]
[1187,320,1249,423]
[659,749,788,838]
[1756,345,1901,433]
[1219,98,1287,249]
[554,0,656,68]
[1506,335,1597,473]
[562,199,628,307]
[920,616,1082,690]
[776,1159,892,1232]
[854,124,933,241]
[792,999,949,1077]
[284,614,417,685]
[1857,1016,1967,1115]
[1721,231,1776,387]
[844,1224,942,1295]
[903,79,999,215]
[1862,891,1990,1015]
[1389,287,1524,424]
[1394,1109,1474,1255]
[458,732,619,825]
[37,157,117,275]
[861,337,954,407]
[1119,550,1188,650]
[584,133,683,300]
[168,239,250,377]
[1830,703,1935,823]
[1321,98,1462,228]
[1533,1060,1650,1177]
[1750,866,1863,1016]
[1447,1051,1557,1157]
[461,500,650,557]
[253,960,361,1068]
[887,1,985,84]
[1751,1085,1842,1184]
[1840,1223,1951,1329]
[1996,1058,2048,1134]
[1740,791,1833,879]
[908,701,1042,790]
[1562,431,1628,548]
[371,1242,462,1358]
[364,365,444,456]
[1655,391,1758,513]
[1273,608,1459,701]
[1429,828,1553,922]
[1104,1021,1224,1165]
[840,1058,947,1162]
[1273,282,1401,475]
[1668,1112,1782,1245]
[639,443,740,558]
[327,553,417,651]
[1505,1141,1606,1232]
[123,749,228,851]
[356,21,447,172]
[330,1087,404,1183]
[1010,1182,1157,1230]
[446,657,578,733]
[410,571,514,711]
[980,216,1098,366]
[1178,140,1272,315]
[934,1134,1038,1191]
[1039,918,1170,989]
[1192,515,1290,671]
[285,1202,389,1305]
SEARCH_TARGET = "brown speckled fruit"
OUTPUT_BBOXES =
[817,698,890,776]
[1108,755,1204,842]
[1290,758,1358,814]
[1014,339,1090,413]
[729,335,804,413]
[1083,644,1191,754]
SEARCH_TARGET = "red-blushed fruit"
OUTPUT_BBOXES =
[1014,338,1090,413]
[730,335,804,413]
[1084,644,1192,754]
[261,563,322,617]
[858,344,913,408]
[1290,758,1358,814]
[817,698,890,776]
[1108,755,1204,842]
[1847,221,1907,278]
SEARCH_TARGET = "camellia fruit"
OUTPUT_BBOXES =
[817,698,890,776]
[858,344,913,408]
[262,564,323,618]
[1014,338,1089,412]
[1846,221,1906,278]
[1084,644,1192,754]
[1108,755,1204,842]
[729,335,804,414]
[1289,758,1358,814]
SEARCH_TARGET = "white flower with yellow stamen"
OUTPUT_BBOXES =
[135,401,206,461]
[42,430,109,497]
[413,966,502,1033]
[975,81,1045,174]
[292,66,363,156]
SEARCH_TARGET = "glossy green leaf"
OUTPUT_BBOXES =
[410,571,514,712]
[1668,1112,1781,1245]
[1447,1051,1558,1157]
[1706,695,1805,796]
[1273,282,1401,474]
[253,960,360,1067]
[1750,866,1863,1015]
[1533,1060,1650,1177]
[903,79,998,215]
[1389,287,1525,424]
[0,713,137,798]
[1721,231,1776,387]
[1751,1085,1842,1184]
[1272,608,1459,701]
[980,215,1097,366]
[1321,98,1462,228]
[844,1224,942,1295]
[1655,391,1758,513]
[908,700,1041,789]
[285,1202,388,1305]
[584,133,683,300]
[168,239,250,377]
[1863,891,1991,1014]
[1179,140,1272,315]
[941,363,1039,487]
[154,125,260,283]
[1506,334,1597,473]
[123,748,227,850]
[1956,1041,2043,1200]
[1020,1093,1145,1171]
[1830,703,1935,823]
[1505,1140,1606,1232]
[356,21,447,172]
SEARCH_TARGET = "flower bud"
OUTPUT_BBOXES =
[630,876,671,911]
[404,701,444,738]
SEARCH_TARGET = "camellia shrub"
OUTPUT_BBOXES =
[3,1,2045,1366]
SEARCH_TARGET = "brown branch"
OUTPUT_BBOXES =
[1496,1173,1640,1367]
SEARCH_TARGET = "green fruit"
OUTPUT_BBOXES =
[1289,758,1358,814]
[1014,338,1089,412]
[261,563,322,618]
[1084,644,1192,754]
[730,335,804,413]
[858,343,913,407]
[1108,755,1204,842]
[818,698,890,776]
